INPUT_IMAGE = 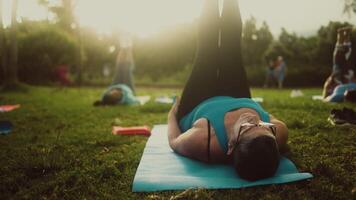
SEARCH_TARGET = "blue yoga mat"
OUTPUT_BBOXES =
[133,125,313,192]
[0,121,13,135]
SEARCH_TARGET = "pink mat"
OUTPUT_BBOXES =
[112,126,151,136]
[0,105,20,112]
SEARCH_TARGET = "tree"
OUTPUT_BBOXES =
[133,22,196,82]
[3,0,19,87]
[278,28,305,62]
[37,0,50,21]
[241,17,273,66]
[344,0,356,16]
[255,22,274,62]
[0,0,6,83]
[315,21,353,65]
[38,0,76,32]
[38,0,83,85]
[17,24,79,84]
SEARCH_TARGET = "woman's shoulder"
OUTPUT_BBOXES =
[192,118,209,129]
[205,96,253,103]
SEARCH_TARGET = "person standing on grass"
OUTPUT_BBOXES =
[264,59,278,88]
[274,56,286,89]
[167,0,288,181]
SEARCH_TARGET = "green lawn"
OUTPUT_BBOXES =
[0,87,355,200]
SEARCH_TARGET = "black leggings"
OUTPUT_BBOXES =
[177,0,251,121]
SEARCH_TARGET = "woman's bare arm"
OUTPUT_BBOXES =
[167,97,182,145]
[167,98,208,162]
[167,112,182,146]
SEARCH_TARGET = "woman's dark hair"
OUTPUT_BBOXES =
[102,89,123,105]
[93,100,103,107]
[233,135,280,181]
[93,91,122,106]
[102,94,119,105]
[344,89,356,102]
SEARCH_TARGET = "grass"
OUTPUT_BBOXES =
[0,86,355,200]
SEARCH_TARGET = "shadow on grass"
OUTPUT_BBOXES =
[1,82,30,93]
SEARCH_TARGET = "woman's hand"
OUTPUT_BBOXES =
[168,96,180,120]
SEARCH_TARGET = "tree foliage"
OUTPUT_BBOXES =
[0,0,5,81]
[3,0,19,87]
[80,28,118,80]
[344,0,356,15]
[133,23,197,82]
[17,21,79,84]
[1,1,354,87]
[242,17,273,66]
[38,0,77,32]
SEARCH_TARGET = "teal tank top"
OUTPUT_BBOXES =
[179,96,270,153]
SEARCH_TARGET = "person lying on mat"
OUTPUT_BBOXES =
[322,75,356,103]
[167,0,288,181]
[94,84,139,106]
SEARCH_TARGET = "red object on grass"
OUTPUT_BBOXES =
[55,65,71,86]
[0,105,20,112]
[112,126,151,136]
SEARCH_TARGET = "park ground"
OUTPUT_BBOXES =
[0,87,355,200]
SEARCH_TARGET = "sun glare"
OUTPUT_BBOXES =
[75,0,203,37]
[2,0,48,27]
[1,0,355,37]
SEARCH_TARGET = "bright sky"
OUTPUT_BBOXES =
[1,0,356,37]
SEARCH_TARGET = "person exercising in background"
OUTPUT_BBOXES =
[167,0,288,181]
[323,74,356,103]
[93,83,138,106]
[333,27,353,84]
[323,27,356,103]
[94,47,138,106]
[112,46,136,94]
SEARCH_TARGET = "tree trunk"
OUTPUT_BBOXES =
[76,29,83,86]
[5,0,18,85]
[0,0,7,84]
[61,0,83,85]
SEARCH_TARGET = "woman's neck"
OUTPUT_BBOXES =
[224,108,259,141]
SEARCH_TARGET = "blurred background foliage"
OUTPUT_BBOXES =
[0,0,355,87]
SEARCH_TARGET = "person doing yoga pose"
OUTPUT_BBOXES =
[93,47,138,106]
[167,0,288,181]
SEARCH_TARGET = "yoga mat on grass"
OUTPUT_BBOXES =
[112,126,151,136]
[0,121,13,135]
[132,125,313,192]
[0,104,20,113]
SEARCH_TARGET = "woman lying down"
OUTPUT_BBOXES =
[167,0,288,181]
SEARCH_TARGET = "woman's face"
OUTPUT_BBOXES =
[235,113,276,140]
[227,112,276,155]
